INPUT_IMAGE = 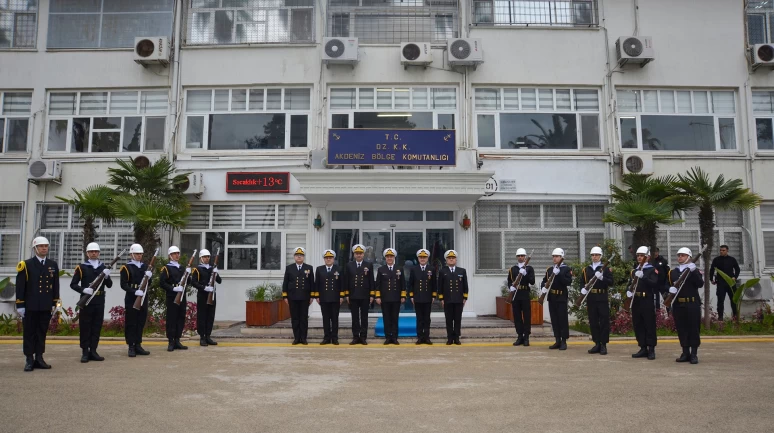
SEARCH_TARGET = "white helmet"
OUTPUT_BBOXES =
[677,247,692,256]
[86,242,100,252]
[129,244,144,254]
[551,248,564,257]
[168,246,181,255]
[636,246,650,255]
[199,249,211,257]
[516,248,527,256]
[32,236,49,247]
[590,246,603,255]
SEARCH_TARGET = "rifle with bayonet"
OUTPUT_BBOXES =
[174,249,198,305]
[206,248,220,306]
[76,248,126,309]
[132,248,159,311]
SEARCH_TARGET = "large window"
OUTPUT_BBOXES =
[184,87,310,151]
[180,204,308,271]
[475,87,600,150]
[327,0,458,44]
[748,2,774,45]
[36,204,134,271]
[329,87,456,132]
[0,203,22,269]
[472,0,598,27]
[187,0,314,45]
[763,204,774,269]
[47,90,168,154]
[47,0,174,49]
[1,91,31,153]
[475,202,606,273]
[0,0,37,48]
[752,90,774,151]
[617,89,737,152]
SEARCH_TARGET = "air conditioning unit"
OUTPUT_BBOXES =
[621,153,654,175]
[27,160,62,184]
[179,172,205,196]
[322,37,359,67]
[447,38,484,67]
[616,36,655,68]
[132,154,162,170]
[751,44,774,70]
[134,36,170,67]
[400,42,433,69]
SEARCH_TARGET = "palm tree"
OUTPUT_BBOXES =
[668,167,763,328]
[56,185,116,258]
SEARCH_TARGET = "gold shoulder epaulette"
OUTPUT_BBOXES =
[16,261,26,272]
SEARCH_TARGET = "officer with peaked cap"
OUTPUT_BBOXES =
[409,248,435,345]
[283,247,314,345]
[376,248,404,345]
[343,244,374,345]
[438,250,469,345]
[315,249,344,345]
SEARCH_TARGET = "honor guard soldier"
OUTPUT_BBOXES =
[70,242,112,363]
[669,247,703,364]
[507,248,535,347]
[627,246,660,360]
[376,248,405,345]
[343,244,374,345]
[16,236,60,372]
[160,246,189,352]
[438,250,468,345]
[409,249,436,345]
[120,244,151,357]
[582,246,614,355]
[282,247,314,345]
[191,249,221,347]
[540,248,573,350]
[315,250,344,345]
[709,245,741,320]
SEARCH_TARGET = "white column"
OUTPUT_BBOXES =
[456,206,476,315]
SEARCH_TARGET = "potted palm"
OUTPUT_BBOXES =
[245,283,283,326]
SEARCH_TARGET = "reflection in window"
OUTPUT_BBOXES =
[208,114,286,150]
[640,115,715,151]
[756,118,774,150]
[353,112,432,130]
[499,113,577,150]
[620,117,637,149]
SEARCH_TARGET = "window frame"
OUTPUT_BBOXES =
[0,202,24,271]
[751,90,774,152]
[0,2,39,49]
[0,91,33,154]
[471,0,599,28]
[761,204,774,269]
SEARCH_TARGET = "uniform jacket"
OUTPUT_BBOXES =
[160,262,186,302]
[709,255,740,292]
[668,266,704,304]
[630,264,660,298]
[541,264,573,302]
[375,265,405,303]
[506,264,535,301]
[191,264,222,299]
[282,263,315,301]
[342,261,374,300]
[70,261,113,306]
[581,264,614,303]
[120,261,149,304]
[438,266,469,304]
[315,265,344,302]
[15,257,60,311]
[650,255,670,293]
[408,264,436,303]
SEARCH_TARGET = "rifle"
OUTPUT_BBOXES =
[506,251,533,304]
[206,248,221,305]
[663,246,707,308]
[622,262,645,312]
[174,249,198,305]
[132,248,159,311]
[574,254,615,308]
[76,248,126,309]
[538,258,564,305]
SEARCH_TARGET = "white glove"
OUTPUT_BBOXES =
[102,268,111,277]
[509,286,517,292]
[134,289,144,296]
[669,286,678,294]
[519,268,527,276]
[145,271,153,278]
[205,286,214,292]
[552,267,560,275]
[186,267,192,274]
[83,288,94,296]
[594,271,603,280]
[635,270,644,278]
[687,263,696,271]
[173,285,184,293]
[581,288,588,295]
[213,267,218,274]
[17,308,25,318]
[540,287,548,294]
[626,291,634,298]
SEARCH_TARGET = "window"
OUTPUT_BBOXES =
[46,90,168,153]
[1,91,31,153]
[475,202,606,273]
[617,89,737,151]
[472,0,598,27]
[36,204,134,271]
[474,87,600,150]
[0,0,37,48]
[752,90,774,150]
[0,203,22,269]
[762,204,774,268]
[188,0,315,45]
[327,0,459,44]
[180,204,308,271]
[329,87,456,134]
[47,0,174,49]
[748,2,774,44]
[184,87,310,151]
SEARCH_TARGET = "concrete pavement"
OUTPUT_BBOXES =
[0,339,772,433]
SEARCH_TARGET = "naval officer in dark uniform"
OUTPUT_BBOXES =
[375,248,404,345]
[69,242,112,363]
[409,248,435,345]
[343,244,374,345]
[282,247,314,345]
[438,250,469,345]
[315,249,344,345]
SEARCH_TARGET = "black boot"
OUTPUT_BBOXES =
[81,349,90,363]
[200,336,208,347]
[33,356,51,369]
[676,347,690,363]
[559,338,567,350]
[89,351,104,361]
[361,338,368,345]
[128,345,136,358]
[588,343,601,354]
[599,344,607,355]
[135,345,150,356]
[206,336,218,346]
[24,356,34,372]
[175,339,188,350]
[349,337,359,345]
[513,336,524,346]
[647,346,656,360]
[523,336,530,347]
[632,346,648,358]
[454,338,461,345]
[446,339,453,345]
[548,338,561,349]
[690,346,699,364]
[167,340,175,352]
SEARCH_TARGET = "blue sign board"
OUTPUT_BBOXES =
[327,129,456,166]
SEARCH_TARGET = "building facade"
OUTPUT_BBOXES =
[1,0,773,320]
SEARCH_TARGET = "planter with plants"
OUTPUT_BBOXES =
[245,283,283,326]
[497,281,543,325]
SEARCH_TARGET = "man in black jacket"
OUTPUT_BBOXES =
[540,248,573,351]
[668,247,703,364]
[628,246,661,360]
[507,248,535,347]
[282,247,314,345]
[375,248,404,345]
[709,245,741,320]
[70,242,112,363]
[651,248,670,310]
[343,244,374,345]
[315,249,344,345]
[160,246,188,352]
[409,248,435,345]
[191,249,221,347]
[120,244,152,357]
[581,246,614,355]
[438,250,469,345]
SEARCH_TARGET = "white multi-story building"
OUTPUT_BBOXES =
[1,0,773,320]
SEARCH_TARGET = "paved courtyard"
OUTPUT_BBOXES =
[1,339,772,433]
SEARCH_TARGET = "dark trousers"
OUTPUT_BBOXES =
[587,301,610,344]
[320,301,341,340]
[79,302,105,351]
[674,303,701,348]
[166,298,187,341]
[414,302,432,340]
[443,302,463,339]
[382,301,400,340]
[349,298,369,339]
[124,301,147,345]
[289,299,309,341]
[548,301,569,339]
[632,299,657,347]
[717,285,737,319]
[22,311,51,357]
[196,293,216,337]
[511,299,531,337]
